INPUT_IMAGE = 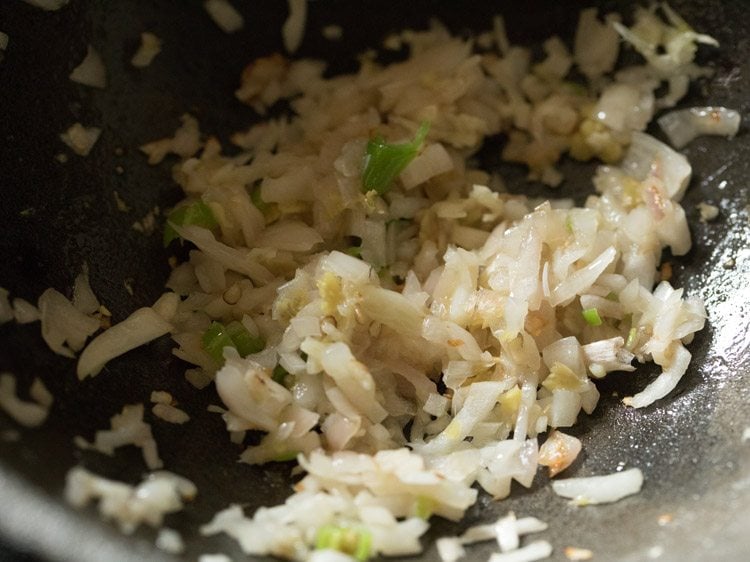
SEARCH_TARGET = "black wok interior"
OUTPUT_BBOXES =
[0,1,749,560]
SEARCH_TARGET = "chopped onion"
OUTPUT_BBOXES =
[400,143,455,190]
[64,467,195,533]
[29,378,53,408]
[204,0,244,34]
[69,45,106,88]
[38,288,100,358]
[437,537,466,562]
[282,0,307,53]
[594,83,653,132]
[155,528,185,554]
[620,132,691,201]
[623,344,691,408]
[255,220,324,252]
[199,556,233,562]
[131,32,162,68]
[487,540,553,562]
[152,403,190,424]
[174,225,274,285]
[551,467,643,505]
[12,298,40,324]
[658,107,741,149]
[494,511,519,552]
[696,201,719,222]
[0,373,51,428]
[72,266,100,314]
[80,404,163,469]
[564,547,593,561]
[573,8,620,80]
[538,430,581,477]
[77,306,172,379]
[60,123,102,156]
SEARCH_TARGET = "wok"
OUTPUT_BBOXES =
[0,1,748,560]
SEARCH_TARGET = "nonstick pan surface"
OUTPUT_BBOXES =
[0,1,748,561]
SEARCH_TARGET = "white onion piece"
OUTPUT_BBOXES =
[81,404,163,469]
[38,288,100,358]
[174,225,274,285]
[0,373,51,428]
[131,32,162,68]
[436,537,466,562]
[255,220,324,252]
[152,403,190,424]
[150,391,172,404]
[623,344,691,408]
[581,337,635,377]
[573,8,620,80]
[69,45,106,88]
[551,467,643,505]
[423,382,507,454]
[60,123,102,156]
[282,0,307,53]
[199,556,233,562]
[550,246,616,306]
[204,0,244,33]
[495,511,519,552]
[29,378,53,408]
[215,354,291,432]
[12,298,40,324]
[77,307,172,379]
[155,528,184,554]
[64,467,195,533]
[151,291,181,322]
[487,540,553,562]
[400,143,455,190]
[515,517,548,535]
[595,83,653,132]
[72,267,100,314]
[658,107,741,149]
[620,132,691,201]
[460,514,548,546]
[538,430,582,477]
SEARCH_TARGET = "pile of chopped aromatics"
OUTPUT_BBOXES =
[6,3,742,561]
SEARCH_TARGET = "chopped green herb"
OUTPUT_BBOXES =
[225,321,264,357]
[250,184,269,212]
[163,200,218,246]
[582,308,603,326]
[315,525,341,550]
[353,529,372,561]
[626,327,638,349]
[202,320,264,364]
[202,321,234,363]
[272,450,298,462]
[414,496,434,519]
[565,216,574,234]
[344,245,362,257]
[315,525,372,561]
[362,121,430,195]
